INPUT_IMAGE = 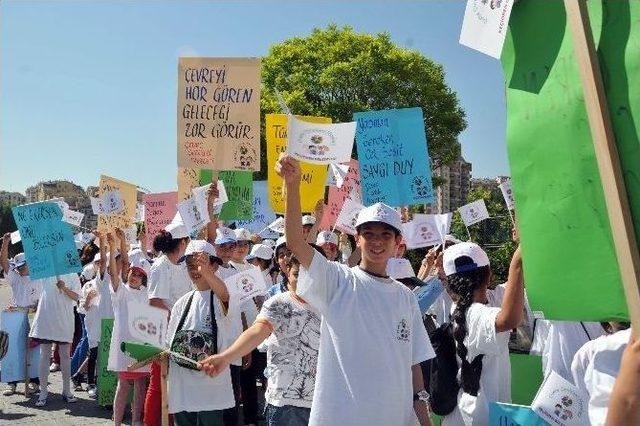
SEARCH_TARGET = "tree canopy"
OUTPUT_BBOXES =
[258,24,467,178]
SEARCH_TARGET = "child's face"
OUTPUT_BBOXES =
[287,264,300,291]
[16,264,29,277]
[128,268,145,288]
[356,223,400,265]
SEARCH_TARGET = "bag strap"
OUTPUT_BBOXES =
[176,291,196,333]
[580,321,592,341]
[210,290,218,354]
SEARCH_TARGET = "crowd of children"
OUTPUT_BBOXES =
[0,154,638,425]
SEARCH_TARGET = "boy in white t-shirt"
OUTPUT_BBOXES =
[266,155,435,426]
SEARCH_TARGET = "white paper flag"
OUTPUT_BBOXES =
[459,0,514,59]
[458,199,490,227]
[287,115,357,165]
[267,217,286,234]
[127,301,168,348]
[326,163,350,188]
[335,197,365,235]
[499,180,515,210]
[136,203,145,221]
[177,197,210,235]
[10,230,21,244]
[404,213,452,249]
[90,197,105,215]
[274,88,291,115]
[62,209,85,227]
[225,267,268,301]
[531,371,587,426]
[101,190,125,215]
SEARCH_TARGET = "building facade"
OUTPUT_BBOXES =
[432,156,472,213]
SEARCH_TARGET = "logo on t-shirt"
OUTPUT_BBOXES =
[396,319,410,342]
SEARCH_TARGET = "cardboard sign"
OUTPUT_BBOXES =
[458,199,490,227]
[354,108,435,207]
[177,196,210,235]
[489,402,547,426]
[266,113,331,214]
[225,266,268,301]
[320,159,361,230]
[287,115,356,164]
[97,319,117,406]
[12,202,82,279]
[177,57,261,170]
[234,181,277,234]
[403,213,452,249]
[101,190,125,215]
[143,192,178,247]
[97,175,137,235]
[531,371,587,426]
[459,0,514,59]
[217,172,252,220]
[0,311,39,383]
[335,197,365,235]
[127,301,168,348]
[177,167,201,202]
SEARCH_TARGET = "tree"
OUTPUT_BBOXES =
[257,24,467,179]
[0,202,23,263]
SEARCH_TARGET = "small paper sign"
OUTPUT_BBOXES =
[267,217,285,234]
[458,199,490,227]
[404,213,452,249]
[287,115,356,165]
[62,209,85,227]
[335,197,365,236]
[499,179,515,210]
[90,197,105,215]
[177,197,210,235]
[459,0,514,59]
[10,230,21,244]
[127,301,168,348]
[326,163,350,188]
[225,267,268,301]
[531,371,587,426]
[102,190,125,215]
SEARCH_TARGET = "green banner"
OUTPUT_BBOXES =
[501,0,640,321]
[200,170,253,221]
[97,318,117,406]
[510,354,543,406]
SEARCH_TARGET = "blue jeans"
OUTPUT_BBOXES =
[265,404,310,426]
[70,314,88,375]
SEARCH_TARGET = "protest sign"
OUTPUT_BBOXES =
[500,0,640,320]
[127,301,168,348]
[488,403,547,426]
[10,230,20,244]
[531,371,587,426]
[335,197,365,235]
[90,197,105,215]
[404,213,452,249]
[143,192,178,247]
[0,311,39,383]
[320,159,361,230]
[458,199,490,227]
[201,170,252,221]
[459,0,514,59]
[266,113,331,214]
[97,175,137,235]
[354,107,435,207]
[235,181,277,234]
[177,167,201,202]
[12,202,82,280]
[511,353,544,406]
[267,217,285,234]
[225,267,268,301]
[177,196,209,235]
[287,115,356,164]
[62,209,85,227]
[177,57,261,170]
[101,190,124,215]
[326,163,350,188]
[499,179,515,210]
[97,319,117,406]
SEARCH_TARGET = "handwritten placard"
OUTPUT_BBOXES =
[219,171,253,220]
[97,175,137,235]
[266,113,330,214]
[354,107,435,207]
[177,57,261,171]
[320,159,361,230]
[177,167,201,202]
[12,201,82,279]
[143,192,178,247]
[235,181,277,234]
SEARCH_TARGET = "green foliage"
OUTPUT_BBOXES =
[257,24,467,179]
[0,203,23,258]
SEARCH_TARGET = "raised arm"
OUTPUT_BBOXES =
[276,154,313,269]
[115,228,130,284]
[1,233,11,274]
[495,245,524,332]
[106,233,121,292]
[606,332,640,426]
[205,181,220,245]
[198,253,229,303]
[305,199,325,243]
[97,231,107,278]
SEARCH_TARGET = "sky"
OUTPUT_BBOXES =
[1,0,509,194]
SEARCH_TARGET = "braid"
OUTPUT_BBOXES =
[448,262,490,397]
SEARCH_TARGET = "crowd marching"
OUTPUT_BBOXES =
[0,154,638,426]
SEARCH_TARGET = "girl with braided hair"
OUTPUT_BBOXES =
[441,242,524,426]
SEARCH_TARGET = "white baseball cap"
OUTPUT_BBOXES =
[386,258,416,280]
[11,253,27,270]
[246,244,274,261]
[262,239,276,249]
[234,228,252,241]
[354,202,403,235]
[128,248,145,265]
[183,239,222,264]
[164,221,189,239]
[443,242,490,277]
[215,227,237,245]
[316,231,338,246]
[275,236,287,251]
[81,263,96,281]
[302,215,316,226]
[129,256,151,276]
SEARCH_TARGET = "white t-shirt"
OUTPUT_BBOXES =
[531,320,604,382]
[30,273,81,343]
[298,250,435,426]
[443,304,511,426]
[148,255,193,309]
[217,264,245,366]
[6,270,42,308]
[80,273,115,348]
[108,283,151,373]
[166,289,238,413]
[571,328,630,425]
[257,291,321,409]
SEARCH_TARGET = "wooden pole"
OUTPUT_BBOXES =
[160,357,169,426]
[564,0,640,335]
